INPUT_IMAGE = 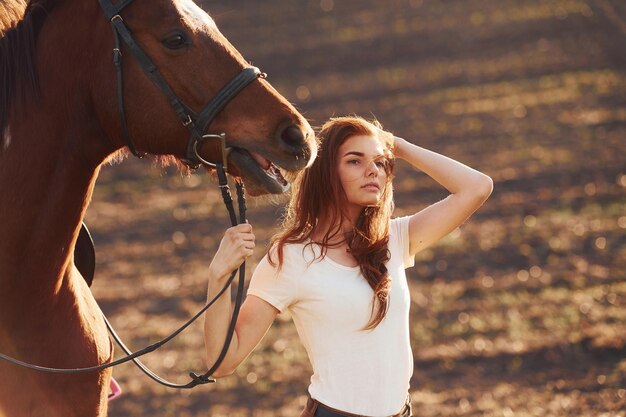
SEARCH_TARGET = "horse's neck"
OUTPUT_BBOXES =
[0,115,102,306]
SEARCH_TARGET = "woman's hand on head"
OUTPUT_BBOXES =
[209,223,255,281]
[392,136,409,159]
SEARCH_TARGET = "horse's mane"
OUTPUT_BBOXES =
[0,0,56,136]
[0,0,27,34]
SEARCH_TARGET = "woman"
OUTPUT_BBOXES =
[204,116,493,417]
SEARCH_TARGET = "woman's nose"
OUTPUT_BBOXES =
[366,160,379,176]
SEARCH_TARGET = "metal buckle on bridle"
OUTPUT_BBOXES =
[192,133,230,171]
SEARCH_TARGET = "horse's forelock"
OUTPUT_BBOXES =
[0,0,55,135]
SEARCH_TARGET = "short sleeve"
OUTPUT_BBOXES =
[247,253,298,313]
[391,216,415,269]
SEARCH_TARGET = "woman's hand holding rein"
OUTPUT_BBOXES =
[204,223,279,379]
[208,223,256,283]
[204,223,258,378]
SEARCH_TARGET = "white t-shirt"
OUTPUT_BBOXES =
[247,216,415,416]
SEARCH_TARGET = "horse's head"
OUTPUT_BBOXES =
[83,0,316,195]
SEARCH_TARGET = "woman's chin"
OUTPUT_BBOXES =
[359,198,383,208]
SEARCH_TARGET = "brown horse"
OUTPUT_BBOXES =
[0,0,315,415]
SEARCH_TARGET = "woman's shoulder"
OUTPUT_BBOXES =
[389,215,415,268]
[389,215,411,235]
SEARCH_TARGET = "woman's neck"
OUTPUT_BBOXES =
[311,210,361,245]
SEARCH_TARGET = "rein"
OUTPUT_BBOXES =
[0,165,244,388]
[0,0,262,389]
[106,166,248,388]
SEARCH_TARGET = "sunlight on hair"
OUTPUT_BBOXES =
[103,148,128,166]
[0,0,27,35]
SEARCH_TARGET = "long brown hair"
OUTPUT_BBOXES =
[270,115,395,329]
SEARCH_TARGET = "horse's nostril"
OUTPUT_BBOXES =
[280,124,305,148]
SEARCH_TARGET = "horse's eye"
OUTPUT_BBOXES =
[162,32,189,50]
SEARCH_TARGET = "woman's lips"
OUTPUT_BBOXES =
[361,182,380,191]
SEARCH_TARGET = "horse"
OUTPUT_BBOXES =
[0,0,316,415]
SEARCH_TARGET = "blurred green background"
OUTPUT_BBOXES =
[89,1,625,416]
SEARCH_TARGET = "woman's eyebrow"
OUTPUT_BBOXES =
[342,151,385,158]
[343,151,364,157]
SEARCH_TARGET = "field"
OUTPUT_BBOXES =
[88,1,626,416]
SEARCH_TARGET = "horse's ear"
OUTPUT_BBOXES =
[74,222,96,287]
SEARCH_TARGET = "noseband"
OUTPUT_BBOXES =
[0,0,261,390]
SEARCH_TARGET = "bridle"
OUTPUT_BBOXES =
[100,0,266,169]
[0,0,262,389]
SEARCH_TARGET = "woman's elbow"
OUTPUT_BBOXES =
[469,174,493,204]
[478,174,493,199]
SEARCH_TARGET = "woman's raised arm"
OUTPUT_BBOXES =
[393,137,493,256]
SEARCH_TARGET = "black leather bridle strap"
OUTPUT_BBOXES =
[100,0,194,158]
[195,67,266,134]
[111,27,143,158]
[186,67,265,166]
[109,14,195,129]
[99,0,134,19]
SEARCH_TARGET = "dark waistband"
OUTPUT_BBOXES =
[305,396,412,417]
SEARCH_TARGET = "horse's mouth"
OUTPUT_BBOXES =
[227,148,291,196]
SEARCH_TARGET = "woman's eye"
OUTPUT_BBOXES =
[347,159,360,165]
[162,32,189,50]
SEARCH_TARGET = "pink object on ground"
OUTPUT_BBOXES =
[108,377,122,401]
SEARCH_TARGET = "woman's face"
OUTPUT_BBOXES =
[336,134,389,212]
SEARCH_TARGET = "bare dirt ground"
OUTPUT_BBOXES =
[88,1,625,416]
